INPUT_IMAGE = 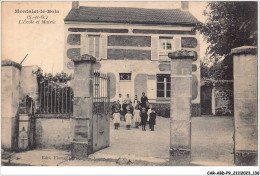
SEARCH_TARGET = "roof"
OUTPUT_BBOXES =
[64,6,200,26]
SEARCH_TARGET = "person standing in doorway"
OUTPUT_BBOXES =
[140,92,148,108]
[133,95,138,108]
[125,94,131,105]
[118,94,123,112]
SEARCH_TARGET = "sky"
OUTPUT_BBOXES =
[2,1,208,73]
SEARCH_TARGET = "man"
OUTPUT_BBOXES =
[140,92,148,108]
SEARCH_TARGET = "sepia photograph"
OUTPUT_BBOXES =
[1,0,259,174]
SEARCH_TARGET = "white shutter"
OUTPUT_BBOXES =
[85,35,89,54]
[81,33,87,55]
[100,35,107,60]
[151,36,159,60]
[174,36,181,51]
[147,79,157,102]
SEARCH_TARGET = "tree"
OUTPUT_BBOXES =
[197,1,257,59]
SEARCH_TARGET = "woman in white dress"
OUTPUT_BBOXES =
[113,108,121,129]
[125,109,132,130]
[133,105,141,128]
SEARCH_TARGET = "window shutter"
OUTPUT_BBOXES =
[100,35,107,60]
[81,34,88,55]
[151,36,159,60]
[85,35,89,54]
[174,36,181,51]
[147,75,157,100]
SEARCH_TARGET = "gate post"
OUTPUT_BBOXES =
[70,54,96,160]
[168,50,195,165]
[231,46,258,166]
[1,60,21,151]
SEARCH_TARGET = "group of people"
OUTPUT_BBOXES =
[111,92,156,131]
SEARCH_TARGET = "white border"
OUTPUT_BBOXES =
[1,0,260,175]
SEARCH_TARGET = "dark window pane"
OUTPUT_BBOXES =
[157,91,164,97]
[157,83,164,90]
[157,75,164,82]
[166,91,171,97]
[119,73,131,80]
[166,42,172,50]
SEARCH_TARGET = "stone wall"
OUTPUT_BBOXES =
[2,60,43,150]
[1,60,21,150]
[215,82,234,116]
[35,118,73,150]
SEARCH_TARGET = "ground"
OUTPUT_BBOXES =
[1,116,234,166]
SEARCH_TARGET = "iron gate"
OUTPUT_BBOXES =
[92,70,110,152]
[37,80,73,115]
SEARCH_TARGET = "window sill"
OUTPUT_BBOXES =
[119,80,131,82]
[156,97,170,101]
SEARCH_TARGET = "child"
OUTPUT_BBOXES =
[113,108,120,129]
[133,105,141,128]
[149,108,156,131]
[146,104,152,128]
[125,109,132,130]
[133,95,138,108]
[140,107,148,131]
[147,104,152,119]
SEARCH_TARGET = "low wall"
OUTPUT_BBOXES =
[35,116,73,150]
[150,103,170,118]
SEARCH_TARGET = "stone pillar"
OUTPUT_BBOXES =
[1,60,21,150]
[231,46,258,166]
[168,50,194,165]
[70,54,96,159]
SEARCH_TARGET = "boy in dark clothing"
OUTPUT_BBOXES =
[140,92,148,108]
[149,108,156,131]
[140,107,148,131]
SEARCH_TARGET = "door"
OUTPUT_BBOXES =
[201,85,212,115]
[119,81,132,98]
[119,73,132,98]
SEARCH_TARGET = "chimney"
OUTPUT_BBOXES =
[72,1,79,9]
[181,1,189,11]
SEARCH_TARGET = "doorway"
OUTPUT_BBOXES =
[201,85,212,115]
[119,73,132,98]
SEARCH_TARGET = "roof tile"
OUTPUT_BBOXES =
[64,6,200,25]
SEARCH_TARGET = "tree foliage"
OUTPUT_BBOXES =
[201,55,233,80]
[197,1,257,58]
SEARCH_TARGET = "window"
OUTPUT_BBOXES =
[157,74,170,98]
[159,37,173,55]
[88,35,100,58]
[119,73,131,81]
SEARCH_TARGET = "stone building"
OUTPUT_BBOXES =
[63,2,201,116]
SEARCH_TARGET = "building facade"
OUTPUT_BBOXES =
[63,2,201,116]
